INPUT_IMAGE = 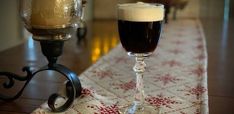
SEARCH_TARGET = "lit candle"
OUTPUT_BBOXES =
[31,0,73,28]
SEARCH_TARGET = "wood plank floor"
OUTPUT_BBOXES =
[203,17,234,114]
[0,18,233,114]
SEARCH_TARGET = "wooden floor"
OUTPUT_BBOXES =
[203,18,234,114]
[0,18,234,114]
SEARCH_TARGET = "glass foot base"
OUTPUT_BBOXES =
[119,102,160,114]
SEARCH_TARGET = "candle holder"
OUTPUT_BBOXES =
[0,0,85,112]
[77,3,87,44]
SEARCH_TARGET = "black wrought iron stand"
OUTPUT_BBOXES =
[0,40,82,112]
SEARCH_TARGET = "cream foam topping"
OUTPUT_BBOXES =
[118,2,164,22]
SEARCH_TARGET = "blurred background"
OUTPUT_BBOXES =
[0,0,229,51]
[0,0,199,52]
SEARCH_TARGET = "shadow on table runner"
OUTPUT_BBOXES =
[32,19,208,114]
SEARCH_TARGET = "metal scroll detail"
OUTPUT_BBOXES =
[0,64,82,112]
[0,66,33,101]
[35,64,82,112]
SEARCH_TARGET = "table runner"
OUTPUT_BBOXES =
[32,19,208,114]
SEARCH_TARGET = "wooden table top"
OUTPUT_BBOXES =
[0,20,119,114]
[0,19,234,114]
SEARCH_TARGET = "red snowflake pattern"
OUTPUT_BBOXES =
[88,103,120,114]
[180,112,186,114]
[162,60,182,67]
[172,40,185,45]
[169,49,183,55]
[196,37,203,42]
[114,57,129,64]
[92,69,116,79]
[192,100,204,106]
[145,94,180,108]
[195,44,204,51]
[113,80,136,92]
[81,88,94,97]
[154,74,181,86]
[190,65,205,77]
[195,54,206,61]
[180,111,201,114]
[188,85,207,97]
[178,85,207,100]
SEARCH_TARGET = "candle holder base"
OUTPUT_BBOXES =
[0,40,82,112]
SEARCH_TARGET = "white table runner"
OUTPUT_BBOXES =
[32,19,208,114]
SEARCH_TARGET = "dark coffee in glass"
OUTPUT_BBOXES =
[118,20,162,53]
[118,2,164,55]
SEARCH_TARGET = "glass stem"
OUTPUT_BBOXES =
[133,56,146,107]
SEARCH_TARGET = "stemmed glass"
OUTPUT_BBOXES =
[117,1,164,114]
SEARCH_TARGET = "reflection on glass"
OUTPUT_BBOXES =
[91,35,119,63]
[90,20,119,63]
[26,36,37,61]
[221,0,230,49]
[103,36,110,54]
[91,37,101,63]
[27,36,34,49]
[111,36,118,48]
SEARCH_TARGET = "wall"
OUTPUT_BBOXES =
[200,0,225,37]
[0,0,24,52]
[93,0,200,19]
[93,0,118,19]
[173,0,200,19]
[93,0,137,19]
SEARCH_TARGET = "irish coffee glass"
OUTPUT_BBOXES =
[117,2,164,114]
